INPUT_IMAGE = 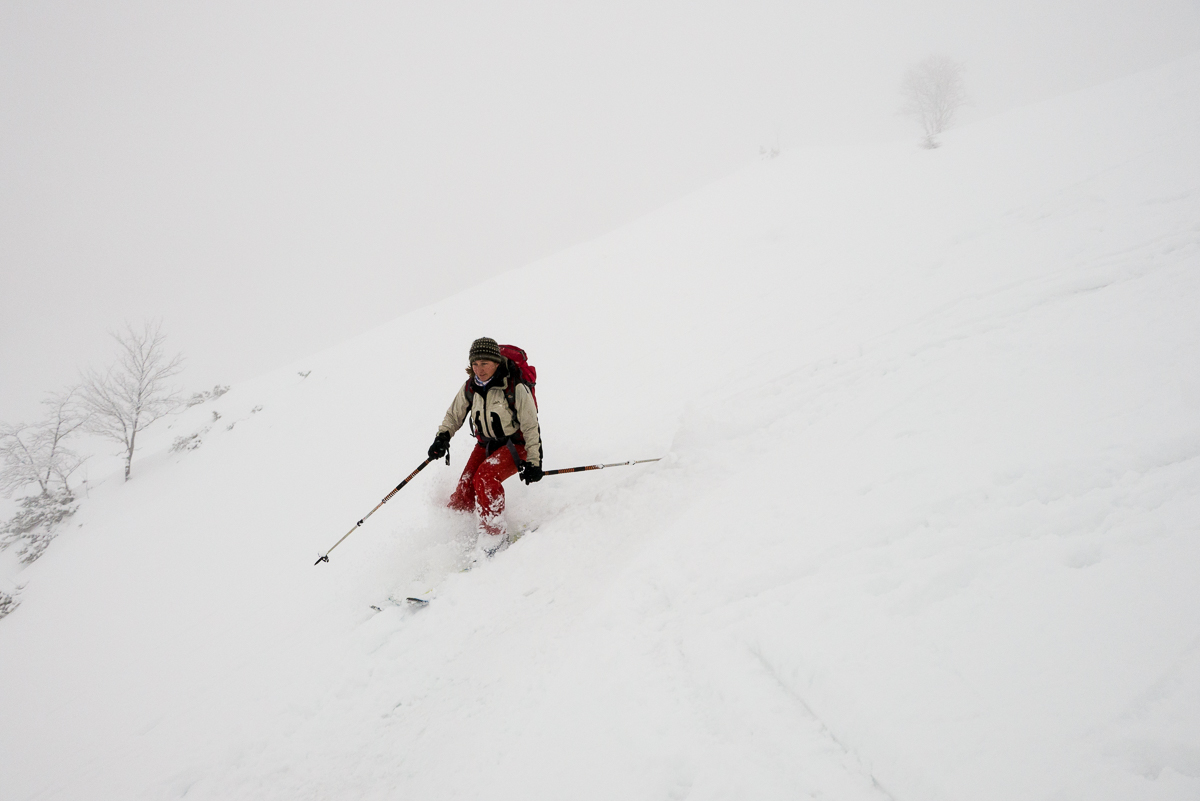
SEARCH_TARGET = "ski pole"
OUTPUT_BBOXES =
[543,457,662,476]
[314,452,447,565]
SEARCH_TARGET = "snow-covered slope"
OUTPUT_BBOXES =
[3,53,1200,800]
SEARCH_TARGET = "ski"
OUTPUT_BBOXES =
[511,523,540,542]
[370,525,539,608]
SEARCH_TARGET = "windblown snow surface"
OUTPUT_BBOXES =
[4,54,1200,801]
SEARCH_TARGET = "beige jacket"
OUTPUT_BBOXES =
[438,370,542,467]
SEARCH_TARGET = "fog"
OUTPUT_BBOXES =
[2,0,1198,426]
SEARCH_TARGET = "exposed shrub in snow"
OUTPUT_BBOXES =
[171,432,205,452]
[185,385,230,407]
[171,422,215,453]
[0,587,18,620]
[0,488,78,564]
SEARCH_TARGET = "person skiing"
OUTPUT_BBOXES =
[428,337,543,559]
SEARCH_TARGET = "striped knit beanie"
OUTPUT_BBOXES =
[469,337,503,364]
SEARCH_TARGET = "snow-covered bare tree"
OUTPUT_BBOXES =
[80,321,184,482]
[0,389,87,498]
[900,56,968,148]
[0,390,87,563]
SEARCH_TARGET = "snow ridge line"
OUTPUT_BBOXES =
[748,645,900,801]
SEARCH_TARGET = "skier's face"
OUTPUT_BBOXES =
[472,359,499,382]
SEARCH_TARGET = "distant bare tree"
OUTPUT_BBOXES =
[0,389,87,498]
[900,56,968,148]
[80,321,184,481]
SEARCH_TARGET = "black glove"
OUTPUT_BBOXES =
[519,461,543,484]
[428,431,451,460]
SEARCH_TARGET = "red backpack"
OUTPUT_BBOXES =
[499,344,537,409]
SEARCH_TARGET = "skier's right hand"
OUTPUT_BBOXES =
[428,431,451,460]
[518,461,543,484]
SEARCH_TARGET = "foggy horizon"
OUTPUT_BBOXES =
[3,0,1199,427]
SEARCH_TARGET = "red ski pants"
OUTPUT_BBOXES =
[447,443,525,538]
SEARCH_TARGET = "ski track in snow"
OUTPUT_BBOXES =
[3,52,1200,801]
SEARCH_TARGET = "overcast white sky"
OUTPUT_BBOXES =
[3,0,1199,425]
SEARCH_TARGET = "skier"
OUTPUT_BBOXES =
[428,337,543,559]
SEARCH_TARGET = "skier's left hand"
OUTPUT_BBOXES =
[519,461,543,484]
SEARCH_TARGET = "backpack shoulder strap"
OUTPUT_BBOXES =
[462,379,480,438]
[502,373,520,417]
